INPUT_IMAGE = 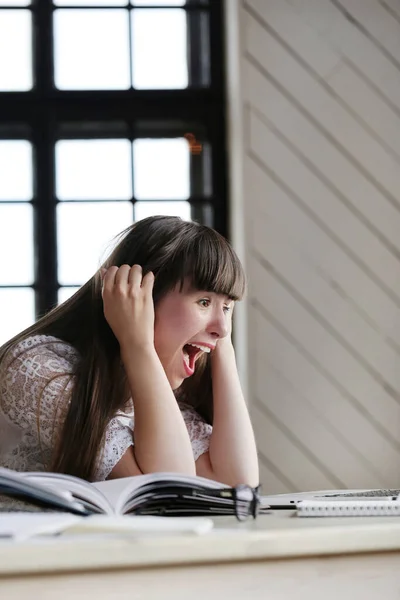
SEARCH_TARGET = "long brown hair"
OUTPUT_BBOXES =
[0,216,245,480]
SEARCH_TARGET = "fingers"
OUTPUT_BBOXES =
[115,264,134,287]
[101,266,119,293]
[141,270,155,293]
[101,265,154,293]
[127,265,143,288]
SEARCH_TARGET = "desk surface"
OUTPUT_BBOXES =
[2,511,400,577]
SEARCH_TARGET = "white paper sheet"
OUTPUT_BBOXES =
[0,513,214,541]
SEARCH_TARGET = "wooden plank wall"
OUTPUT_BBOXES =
[226,0,400,492]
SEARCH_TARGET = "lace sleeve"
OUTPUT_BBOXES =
[94,413,134,482]
[0,336,134,480]
[179,403,212,461]
[95,403,211,479]
[0,337,76,467]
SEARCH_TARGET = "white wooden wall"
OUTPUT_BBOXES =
[225,0,400,493]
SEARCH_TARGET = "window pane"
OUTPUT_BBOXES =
[58,287,80,304]
[132,0,208,3]
[0,0,31,5]
[135,201,191,222]
[0,288,35,346]
[55,0,125,5]
[0,141,32,201]
[0,204,34,285]
[132,0,185,4]
[57,202,133,285]
[132,9,187,89]
[54,9,130,90]
[56,139,132,200]
[133,138,189,199]
[0,10,32,91]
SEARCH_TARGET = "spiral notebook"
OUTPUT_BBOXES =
[297,497,400,517]
[261,489,400,517]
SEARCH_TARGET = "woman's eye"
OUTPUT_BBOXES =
[223,305,231,313]
[199,298,210,307]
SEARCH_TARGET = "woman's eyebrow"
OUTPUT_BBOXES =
[193,289,235,302]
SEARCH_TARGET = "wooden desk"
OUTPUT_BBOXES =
[1,512,400,599]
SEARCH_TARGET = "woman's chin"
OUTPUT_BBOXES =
[169,374,185,391]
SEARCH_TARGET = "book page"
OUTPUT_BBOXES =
[23,472,113,514]
[93,472,227,515]
[0,468,89,515]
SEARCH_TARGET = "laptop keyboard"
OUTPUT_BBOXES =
[322,489,400,498]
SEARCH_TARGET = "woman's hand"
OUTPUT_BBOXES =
[212,308,234,355]
[101,264,155,351]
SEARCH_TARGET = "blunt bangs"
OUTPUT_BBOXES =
[105,216,246,302]
[170,228,246,301]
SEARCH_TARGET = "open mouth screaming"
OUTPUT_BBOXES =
[182,343,211,377]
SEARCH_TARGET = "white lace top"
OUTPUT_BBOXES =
[0,335,212,481]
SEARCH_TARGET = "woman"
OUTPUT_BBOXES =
[0,216,259,487]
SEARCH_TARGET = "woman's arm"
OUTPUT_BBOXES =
[121,344,196,475]
[102,265,196,477]
[196,337,259,488]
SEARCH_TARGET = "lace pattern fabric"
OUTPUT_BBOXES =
[0,335,212,481]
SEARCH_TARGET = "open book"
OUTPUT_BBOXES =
[0,468,261,521]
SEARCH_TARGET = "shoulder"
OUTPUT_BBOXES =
[2,335,79,373]
[0,336,80,447]
[5,334,78,360]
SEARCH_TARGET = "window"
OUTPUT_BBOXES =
[0,0,227,344]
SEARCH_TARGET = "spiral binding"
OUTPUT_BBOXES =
[232,485,260,521]
[297,499,400,517]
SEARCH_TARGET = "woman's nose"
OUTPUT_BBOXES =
[207,310,229,339]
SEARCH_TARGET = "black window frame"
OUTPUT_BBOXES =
[0,0,228,317]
